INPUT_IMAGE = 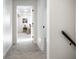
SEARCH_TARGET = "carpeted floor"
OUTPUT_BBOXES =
[4,33,46,59]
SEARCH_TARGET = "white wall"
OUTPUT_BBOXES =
[3,0,12,57]
[48,0,76,59]
[12,0,37,44]
[37,0,47,51]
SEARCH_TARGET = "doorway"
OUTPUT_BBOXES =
[16,6,32,44]
[4,0,47,59]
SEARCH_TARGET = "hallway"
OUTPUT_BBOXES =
[3,0,76,59]
[4,40,46,59]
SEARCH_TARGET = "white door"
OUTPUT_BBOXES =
[31,8,37,44]
[47,0,76,59]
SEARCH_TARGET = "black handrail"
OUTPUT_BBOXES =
[61,31,76,46]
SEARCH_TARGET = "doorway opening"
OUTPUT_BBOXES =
[16,6,32,44]
[4,0,47,59]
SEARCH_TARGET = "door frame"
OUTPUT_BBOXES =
[12,0,49,59]
[16,6,33,43]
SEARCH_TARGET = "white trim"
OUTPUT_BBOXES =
[47,0,50,59]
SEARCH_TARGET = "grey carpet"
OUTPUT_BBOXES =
[4,41,46,59]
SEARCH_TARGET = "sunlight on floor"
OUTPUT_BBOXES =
[17,33,32,43]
